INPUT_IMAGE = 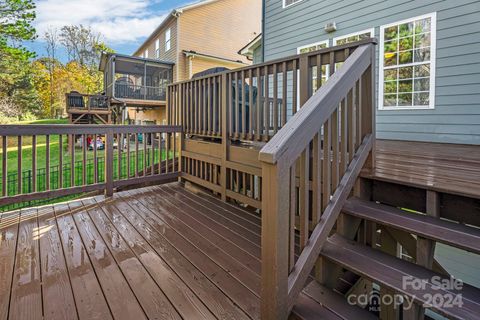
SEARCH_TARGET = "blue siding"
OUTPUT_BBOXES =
[263,0,480,144]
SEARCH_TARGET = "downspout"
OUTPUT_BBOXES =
[261,0,265,62]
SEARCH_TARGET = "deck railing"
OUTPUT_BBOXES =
[258,42,376,318]
[0,125,181,209]
[114,82,167,101]
[167,39,377,211]
[66,92,109,110]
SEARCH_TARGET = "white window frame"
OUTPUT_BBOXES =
[296,39,329,54]
[333,28,375,46]
[283,0,303,9]
[378,12,436,110]
[155,39,160,58]
[165,28,171,52]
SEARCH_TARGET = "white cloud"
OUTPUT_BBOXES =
[35,0,168,44]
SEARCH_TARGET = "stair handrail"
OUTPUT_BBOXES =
[259,42,376,319]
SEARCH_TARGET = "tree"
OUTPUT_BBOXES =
[59,25,105,68]
[43,28,59,117]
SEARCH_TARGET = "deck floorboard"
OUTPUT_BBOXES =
[363,140,480,199]
[0,182,261,319]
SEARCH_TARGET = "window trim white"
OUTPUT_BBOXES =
[283,0,303,9]
[378,12,436,110]
[155,39,160,58]
[333,28,375,46]
[296,39,329,54]
[165,28,171,52]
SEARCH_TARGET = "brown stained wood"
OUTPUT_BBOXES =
[291,293,342,320]
[2,136,6,196]
[322,234,480,319]
[160,185,261,251]
[36,205,78,320]
[17,136,22,194]
[9,208,42,320]
[141,186,261,270]
[80,198,182,320]
[32,136,36,193]
[115,188,259,318]
[131,187,261,294]
[67,200,147,320]
[0,209,20,319]
[111,193,250,320]
[52,203,112,320]
[93,197,217,320]
[299,149,309,249]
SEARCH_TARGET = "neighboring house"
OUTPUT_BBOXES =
[253,0,480,145]
[130,0,262,124]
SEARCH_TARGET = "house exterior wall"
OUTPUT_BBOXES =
[127,107,166,125]
[188,56,246,78]
[176,0,262,80]
[263,0,480,145]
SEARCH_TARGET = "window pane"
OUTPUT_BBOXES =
[414,92,430,105]
[399,50,413,64]
[384,81,397,94]
[384,52,397,66]
[414,48,430,62]
[414,33,430,49]
[398,80,413,93]
[384,40,398,53]
[414,64,430,77]
[399,37,413,51]
[414,78,429,91]
[384,69,398,81]
[399,66,413,79]
[398,93,413,106]
[415,18,431,34]
[384,94,397,106]
[384,26,398,41]
[399,22,414,37]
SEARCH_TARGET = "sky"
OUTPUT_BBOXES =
[27,0,194,59]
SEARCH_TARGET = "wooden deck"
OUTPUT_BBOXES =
[363,139,480,199]
[0,183,262,320]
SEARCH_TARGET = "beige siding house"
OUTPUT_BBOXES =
[129,0,262,124]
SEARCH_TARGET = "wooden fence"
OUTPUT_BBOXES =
[167,39,376,211]
[0,125,182,207]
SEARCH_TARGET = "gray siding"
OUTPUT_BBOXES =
[253,45,263,64]
[263,0,480,144]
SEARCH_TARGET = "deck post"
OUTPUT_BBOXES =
[261,160,290,320]
[105,129,114,197]
[220,73,229,202]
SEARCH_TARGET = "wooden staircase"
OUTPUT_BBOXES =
[291,197,480,319]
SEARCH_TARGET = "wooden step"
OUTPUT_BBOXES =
[322,234,480,319]
[343,197,480,254]
[291,281,377,320]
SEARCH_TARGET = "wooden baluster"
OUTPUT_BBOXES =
[292,59,298,115]
[235,71,239,139]
[31,135,36,193]
[59,135,63,188]
[1,136,6,196]
[202,78,206,135]
[316,54,322,91]
[105,130,114,197]
[158,132,162,174]
[289,164,296,270]
[151,133,155,175]
[341,98,348,175]
[347,88,355,162]
[117,133,122,179]
[17,136,22,194]
[173,133,177,173]
[249,69,254,139]
[264,65,269,140]
[299,148,309,249]
[356,80,361,148]
[207,77,211,135]
[135,133,139,177]
[166,133,170,174]
[332,109,339,190]
[241,70,246,140]
[273,64,278,134]
[213,76,217,135]
[70,134,75,187]
[322,120,331,210]
[45,135,50,190]
[143,133,147,176]
[94,134,98,183]
[256,68,261,141]
[82,134,87,185]
[281,62,287,127]
[312,132,322,226]
[194,80,198,135]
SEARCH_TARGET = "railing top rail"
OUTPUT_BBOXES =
[259,43,374,166]
[167,38,377,87]
[0,124,182,136]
